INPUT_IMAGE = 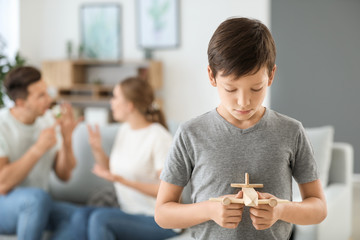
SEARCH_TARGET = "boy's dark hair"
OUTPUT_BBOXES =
[208,17,276,79]
[4,66,41,101]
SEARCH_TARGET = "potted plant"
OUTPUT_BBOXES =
[0,35,26,107]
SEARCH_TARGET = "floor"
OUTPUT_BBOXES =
[352,182,360,240]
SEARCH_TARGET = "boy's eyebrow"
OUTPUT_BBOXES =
[252,81,265,86]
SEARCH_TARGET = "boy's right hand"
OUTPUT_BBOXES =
[209,191,244,229]
[36,124,57,154]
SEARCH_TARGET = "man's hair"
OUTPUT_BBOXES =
[4,66,41,101]
[208,17,276,79]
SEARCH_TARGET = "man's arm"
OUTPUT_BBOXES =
[0,127,57,194]
[155,180,244,229]
[249,179,327,230]
[53,103,79,181]
[54,138,76,181]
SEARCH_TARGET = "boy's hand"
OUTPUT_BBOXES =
[249,192,281,230]
[209,191,244,229]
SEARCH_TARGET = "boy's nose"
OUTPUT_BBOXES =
[237,92,251,107]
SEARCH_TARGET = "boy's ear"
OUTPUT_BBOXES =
[268,65,277,87]
[207,66,217,87]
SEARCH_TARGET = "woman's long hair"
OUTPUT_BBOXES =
[119,77,168,129]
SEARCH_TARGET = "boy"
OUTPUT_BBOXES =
[155,17,327,240]
[0,66,81,239]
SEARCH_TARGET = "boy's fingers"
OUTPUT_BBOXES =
[235,190,243,198]
[257,191,274,199]
[226,204,243,210]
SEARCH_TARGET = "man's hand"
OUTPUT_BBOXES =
[36,125,57,154]
[249,192,282,230]
[57,103,81,144]
[210,191,244,229]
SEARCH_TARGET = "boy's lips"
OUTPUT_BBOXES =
[235,109,251,114]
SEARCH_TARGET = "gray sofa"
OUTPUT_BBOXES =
[0,124,353,240]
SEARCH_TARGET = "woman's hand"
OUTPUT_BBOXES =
[209,191,244,229]
[92,164,115,182]
[87,124,103,153]
[92,164,127,184]
[249,192,282,230]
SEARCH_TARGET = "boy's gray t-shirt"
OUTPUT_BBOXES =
[160,108,319,240]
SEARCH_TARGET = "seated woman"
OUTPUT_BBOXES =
[85,77,178,240]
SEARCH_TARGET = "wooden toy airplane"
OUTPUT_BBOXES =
[209,173,290,207]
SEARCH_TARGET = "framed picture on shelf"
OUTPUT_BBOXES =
[137,0,180,50]
[80,4,121,60]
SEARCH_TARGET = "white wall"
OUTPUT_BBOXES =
[19,0,270,123]
[0,0,19,59]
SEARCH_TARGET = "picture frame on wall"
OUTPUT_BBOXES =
[137,0,180,50]
[80,4,121,60]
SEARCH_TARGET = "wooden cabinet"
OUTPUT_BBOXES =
[42,59,163,107]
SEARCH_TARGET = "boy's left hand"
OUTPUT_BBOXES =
[249,192,282,230]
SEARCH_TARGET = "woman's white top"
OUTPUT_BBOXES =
[109,122,173,216]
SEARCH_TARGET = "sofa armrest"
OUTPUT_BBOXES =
[317,183,352,240]
[294,184,352,240]
[294,142,353,240]
[328,142,353,186]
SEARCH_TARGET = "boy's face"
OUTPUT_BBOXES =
[208,65,276,129]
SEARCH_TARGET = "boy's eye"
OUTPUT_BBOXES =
[251,87,263,92]
[225,88,236,93]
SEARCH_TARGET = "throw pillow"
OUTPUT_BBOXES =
[293,125,334,201]
[305,125,334,186]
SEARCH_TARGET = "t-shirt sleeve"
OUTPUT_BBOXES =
[292,124,319,184]
[160,124,193,187]
[152,128,173,171]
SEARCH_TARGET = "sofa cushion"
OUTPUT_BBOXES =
[293,125,334,201]
[305,125,334,187]
[87,185,120,207]
[49,123,119,204]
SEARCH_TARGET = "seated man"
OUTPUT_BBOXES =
[0,66,81,240]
